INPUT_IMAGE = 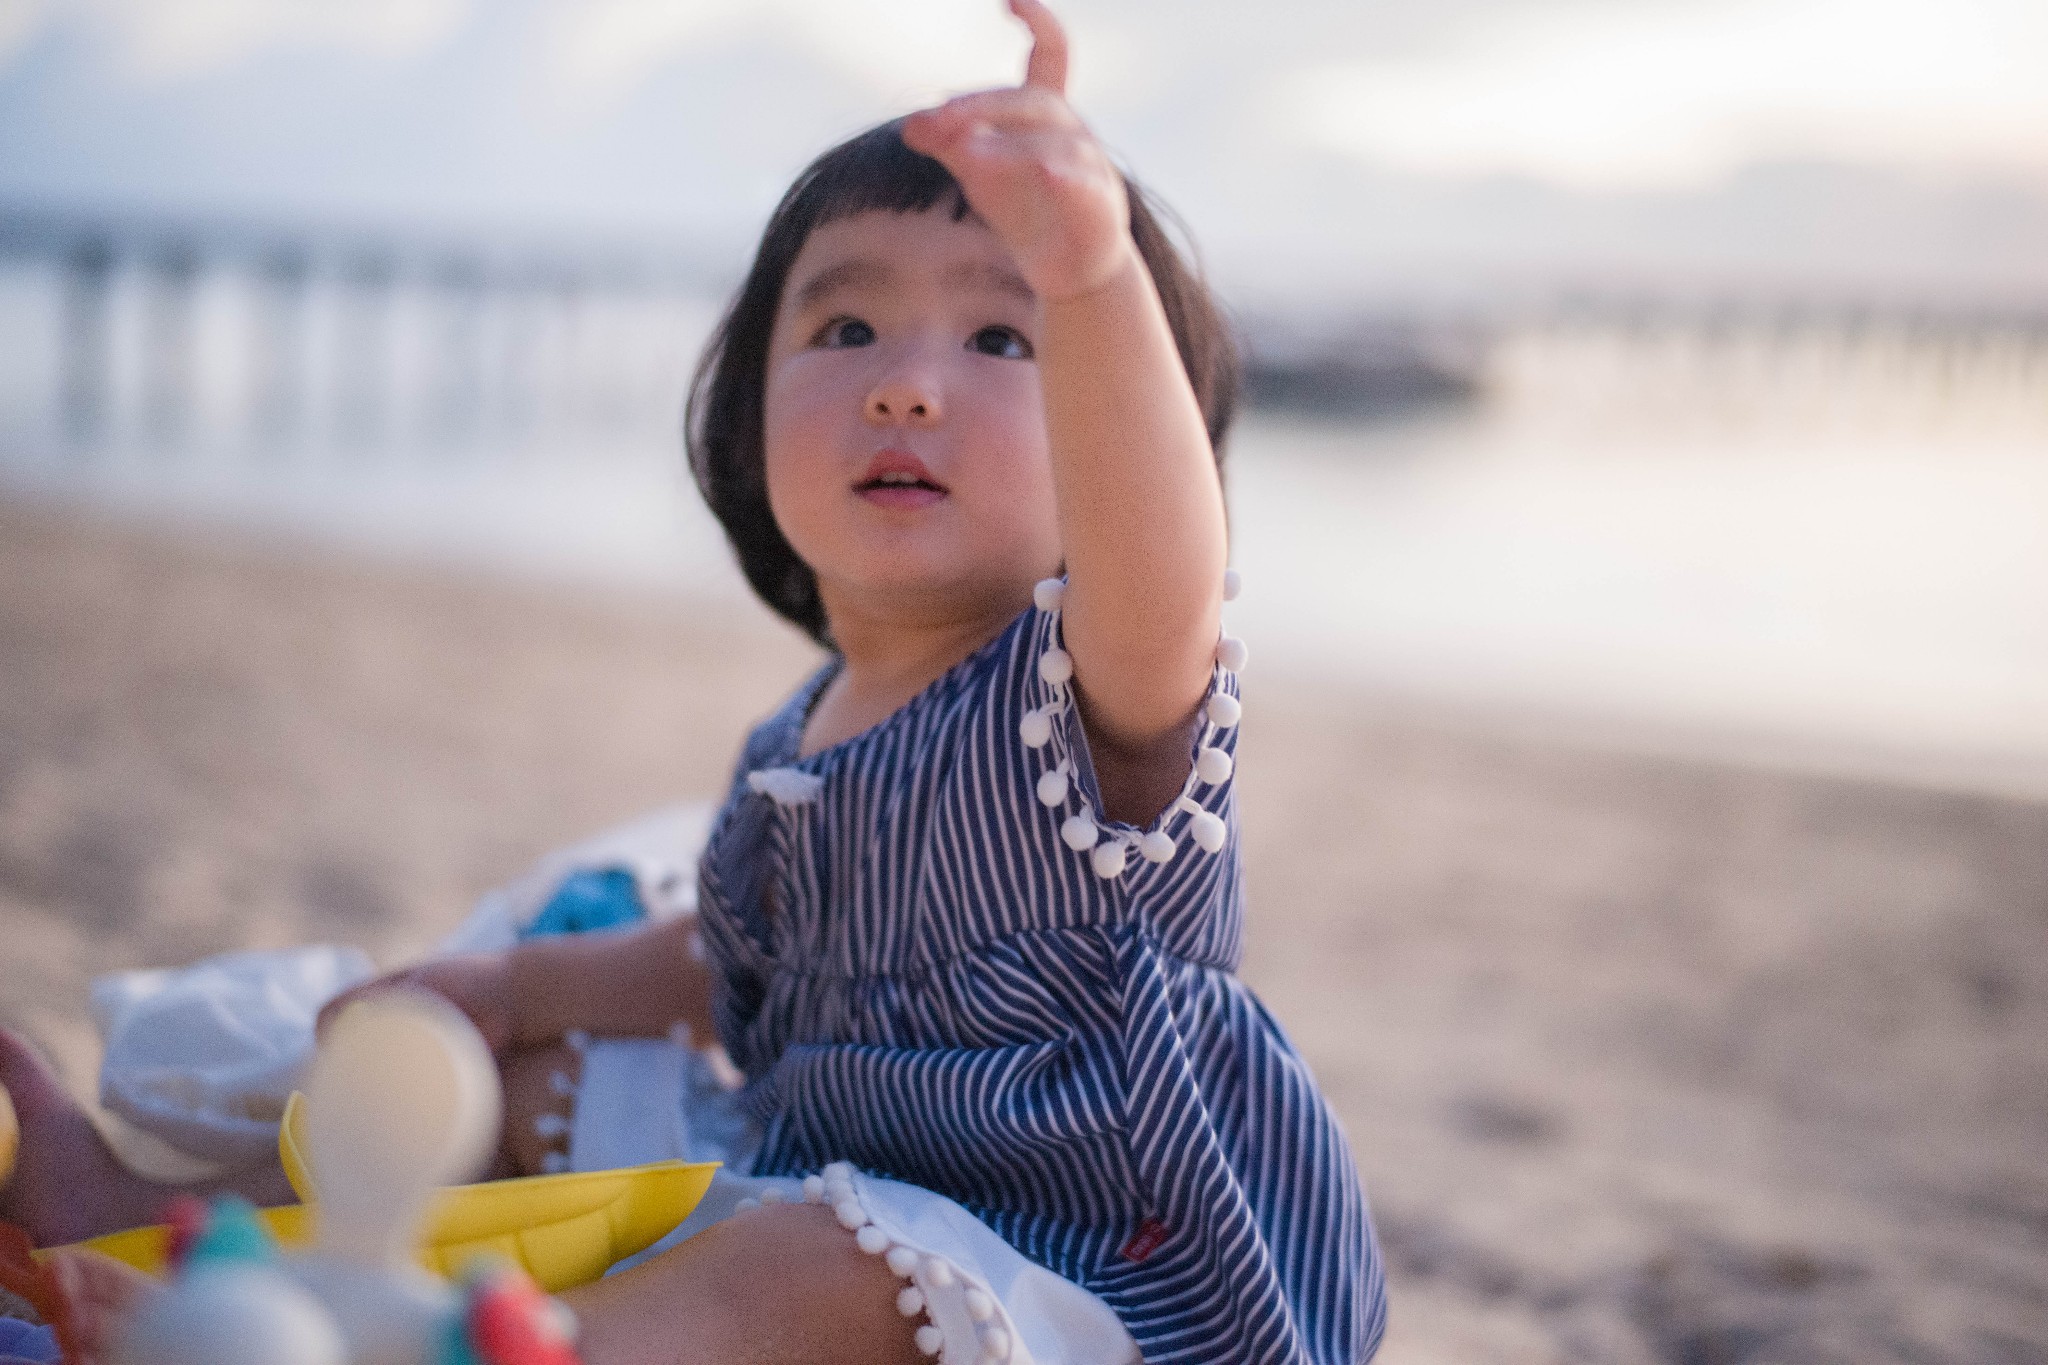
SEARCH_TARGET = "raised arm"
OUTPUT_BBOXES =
[902,0,1228,817]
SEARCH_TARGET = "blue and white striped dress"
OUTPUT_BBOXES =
[695,599,1386,1363]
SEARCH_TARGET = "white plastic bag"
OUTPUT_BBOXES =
[92,945,374,1170]
[92,802,714,1169]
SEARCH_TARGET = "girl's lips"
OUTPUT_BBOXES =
[854,448,947,509]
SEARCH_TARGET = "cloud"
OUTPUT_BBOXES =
[51,0,472,83]
[1280,0,2048,189]
[535,0,1033,120]
[0,0,47,65]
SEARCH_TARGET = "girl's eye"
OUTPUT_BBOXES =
[968,325,1033,361]
[812,317,875,349]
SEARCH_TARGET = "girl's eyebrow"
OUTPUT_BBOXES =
[941,261,1035,303]
[790,258,1035,312]
[791,259,891,312]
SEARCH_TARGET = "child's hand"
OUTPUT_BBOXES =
[316,953,518,1056]
[901,0,1130,303]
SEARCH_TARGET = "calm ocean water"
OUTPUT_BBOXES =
[3,262,2043,793]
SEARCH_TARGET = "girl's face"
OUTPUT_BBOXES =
[763,206,1061,635]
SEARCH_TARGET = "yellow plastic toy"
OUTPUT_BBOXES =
[0,1080,18,1188]
[61,1003,716,1293]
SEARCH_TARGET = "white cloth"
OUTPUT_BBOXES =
[612,1168,1139,1365]
[92,945,374,1169]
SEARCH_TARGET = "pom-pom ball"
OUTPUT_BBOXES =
[1060,813,1099,851]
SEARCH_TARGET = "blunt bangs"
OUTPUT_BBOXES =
[686,118,1240,648]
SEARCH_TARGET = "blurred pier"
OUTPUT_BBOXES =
[0,207,726,463]
[1240,299,2048,436]
[4,207,2045,470]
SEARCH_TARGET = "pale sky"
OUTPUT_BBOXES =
[7,0,2042,185]
[1,0,2043,300]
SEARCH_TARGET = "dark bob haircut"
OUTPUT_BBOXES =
[685,118,1241,647]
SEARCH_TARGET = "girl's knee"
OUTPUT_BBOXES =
[572,1202,922,1365]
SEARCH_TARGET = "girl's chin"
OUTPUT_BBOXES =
[824,567,1037,619]
[855,486,948,512]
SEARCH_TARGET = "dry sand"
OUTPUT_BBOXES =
[1,497,2043,1363]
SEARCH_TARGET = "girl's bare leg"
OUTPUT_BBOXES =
[565,1203,923,1365]
[0,1027,293,1245]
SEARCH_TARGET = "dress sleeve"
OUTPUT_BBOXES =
[1010,574,1247,915]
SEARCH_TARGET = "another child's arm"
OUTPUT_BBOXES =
[903,0,1228,821]
[319,915,716,1055]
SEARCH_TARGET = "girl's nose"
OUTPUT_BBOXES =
[865,359,943,426]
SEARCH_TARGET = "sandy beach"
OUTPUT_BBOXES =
[1,496,2042,1363]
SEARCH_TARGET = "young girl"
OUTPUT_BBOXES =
[2,3,1384,1359]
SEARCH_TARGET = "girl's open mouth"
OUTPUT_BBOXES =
[855,451,948,508]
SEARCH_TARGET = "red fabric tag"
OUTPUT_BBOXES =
[1120,1217,1170,1263]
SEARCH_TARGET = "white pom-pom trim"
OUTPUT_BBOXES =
[800,1161,1022,1365]
[1060,812,1099,851]
[1026,586,1242,884]
[1195,746,1234,785]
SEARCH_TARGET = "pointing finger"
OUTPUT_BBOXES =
[1008,0,1069,94]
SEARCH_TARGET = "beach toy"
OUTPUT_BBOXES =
[114,1198,345,1365]
[62,1014,715,1293]
[520,869,646,940]
[109,1195,582,1365]
[99,995,588,1365]
[278,1092,712,1289]
[0,1081,17,1188]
